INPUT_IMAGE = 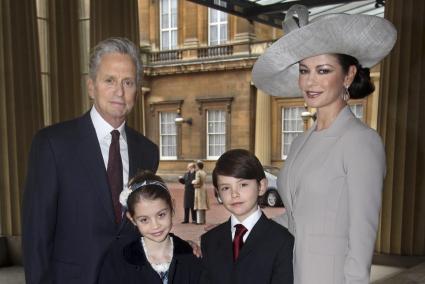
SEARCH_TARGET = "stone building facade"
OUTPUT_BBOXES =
[138,0,381,177]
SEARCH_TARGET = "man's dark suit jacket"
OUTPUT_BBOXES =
[200,213,294,284]
[22,112,159,284]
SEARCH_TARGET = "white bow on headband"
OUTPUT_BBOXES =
[119,180,168,208]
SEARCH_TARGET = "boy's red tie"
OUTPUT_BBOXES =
[233,224,248,261]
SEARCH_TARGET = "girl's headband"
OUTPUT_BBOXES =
[119,180,168,208]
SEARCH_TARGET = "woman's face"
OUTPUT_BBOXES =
[298,54,355,110]
[126,198,172,244]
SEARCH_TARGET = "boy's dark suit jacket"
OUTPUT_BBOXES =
[200,213,294,284]
[22,112,159,284]
[98,234,202,284]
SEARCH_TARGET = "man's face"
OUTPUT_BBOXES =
[87,52,137,128]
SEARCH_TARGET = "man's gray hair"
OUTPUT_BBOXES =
[89,37,143,87]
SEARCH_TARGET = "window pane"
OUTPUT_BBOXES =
[159,112,177,159]
[210,9,217,23]
[207,110,226,158]
[220,25,227,42]
[161,0,169,12]
[162,31,169,49]
[209,8,227,45]
[350,104,364,120]
[219,11,227,22]
[171,12,177,27]
[171,30,177,49]
[162,13,169,27]
[160,0,178,50]
[281,107,304,158]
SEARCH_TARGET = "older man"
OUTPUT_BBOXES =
[22,38,159,284]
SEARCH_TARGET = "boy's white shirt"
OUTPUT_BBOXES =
[230,206,262,242]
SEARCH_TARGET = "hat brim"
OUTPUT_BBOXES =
[252,13,397,97]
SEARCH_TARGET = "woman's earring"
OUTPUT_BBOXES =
[342,85,350,101]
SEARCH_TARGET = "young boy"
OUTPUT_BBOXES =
[200,149,294,284]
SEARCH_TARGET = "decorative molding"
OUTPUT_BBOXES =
[195,97,234,115]
[149,99,183,116]
[144,57,257,76]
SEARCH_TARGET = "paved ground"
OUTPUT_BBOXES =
[167,182,285,245]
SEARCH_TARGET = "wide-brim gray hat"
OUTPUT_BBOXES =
[252,4,397,97]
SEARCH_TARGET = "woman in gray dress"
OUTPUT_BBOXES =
[252,4,397,284]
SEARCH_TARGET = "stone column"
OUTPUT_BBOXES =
[182,1,199,48]
[233,16,255,43]
[138,0,151,49]
[182,0,199,59]
[376,0,425,255]
[232,16,256,55]
[254,89,271,166]
[0,0,43,235]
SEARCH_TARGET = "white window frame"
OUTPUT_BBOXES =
[208,3,228,46]
[160,0,178,50]
[206,109,226,160]
[281,106,304,159]
[159,112,177,160]
[349,103,364,121]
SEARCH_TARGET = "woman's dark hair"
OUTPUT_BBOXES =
[335,54,375,99]
[126,170,173,216]
[212,149,266,189]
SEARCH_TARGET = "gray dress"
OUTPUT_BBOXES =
[275,106,386,284]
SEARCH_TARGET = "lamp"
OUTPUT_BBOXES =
[175,108,192,125]
[300,105,315,131]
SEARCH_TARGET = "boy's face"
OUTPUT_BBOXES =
[216,175,267,222]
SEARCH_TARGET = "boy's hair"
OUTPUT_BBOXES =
[126,170,173,216]
[212,149,266,188]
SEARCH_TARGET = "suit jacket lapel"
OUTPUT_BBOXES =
[217,220,234,268]
[77,112,116,224]
[291,106,354,199]
[237,213,269,262]
[284,124,316,208]
[126,125,141,179]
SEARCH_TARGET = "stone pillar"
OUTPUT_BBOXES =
[233,16,255,43]
[376,0,425,255]
[0,0,44,235]
[255,90,271,166]
[182,1,199,48]
[232,16,256,55]
[138,0,151,49]
[182,1,199,59]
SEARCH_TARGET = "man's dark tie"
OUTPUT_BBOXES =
[233,224,248,261]
[107,130,123,224]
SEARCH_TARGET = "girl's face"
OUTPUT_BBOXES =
[298,54,356,111]
[126,198,173,244]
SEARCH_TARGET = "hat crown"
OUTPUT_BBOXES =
[282,4,309,33]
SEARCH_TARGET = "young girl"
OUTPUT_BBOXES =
[98,170,202,284]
